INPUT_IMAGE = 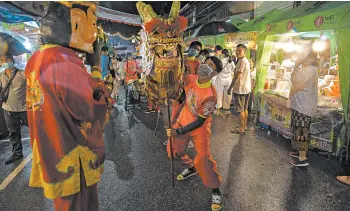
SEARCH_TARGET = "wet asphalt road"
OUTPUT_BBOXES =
[0,87,350,211]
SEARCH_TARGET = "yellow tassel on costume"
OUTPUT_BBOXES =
[91,66,102,80]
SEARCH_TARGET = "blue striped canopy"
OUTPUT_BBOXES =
[0,29,31,55]
[0,2,35,23]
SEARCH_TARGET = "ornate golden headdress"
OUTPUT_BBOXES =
[137,1,188,106]
[136,1,187,44]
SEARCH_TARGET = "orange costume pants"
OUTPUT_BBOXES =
[53,167,99,211]
[167,120,222,189]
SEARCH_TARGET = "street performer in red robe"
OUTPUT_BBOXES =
[25,2,110,210]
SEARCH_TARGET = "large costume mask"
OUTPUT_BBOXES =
[40,1,97,54]
[137,1,188,106]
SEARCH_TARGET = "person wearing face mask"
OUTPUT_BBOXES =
[0,41,9,140]
[287,49,318,167]
[196,49,210,63]
[228,44,251,135]
[0,55,28,165]
[214,49,235,115]
[100,46,111,79]
[118,55,126,85]
[185,41,202,75]
[214,45,223,58]
[162,41,203,147]
[79,54,92,74]
[0,33,30,164]
[166,56,224,211]
[124,53,138,85]
[110,55,121,101]
[163,42,203,146]
[211,45,223,86]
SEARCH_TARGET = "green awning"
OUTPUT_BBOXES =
[228,17,247,28]
[266,1,350,34]
[238,9,284,32]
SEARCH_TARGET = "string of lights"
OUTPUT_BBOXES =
[103,31,136,40]
[99,21,140,42]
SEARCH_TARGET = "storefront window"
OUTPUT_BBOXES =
[263,30,342,110]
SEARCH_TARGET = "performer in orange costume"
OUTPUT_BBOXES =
[185,41,202,75]
[25,2,110,210]
[124,53,138,84]
[165,65,199,145]
[166,56,224,211]
[179,41,202,119]
[164,41,202,145]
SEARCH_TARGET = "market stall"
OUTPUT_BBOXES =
[255,1,350,154]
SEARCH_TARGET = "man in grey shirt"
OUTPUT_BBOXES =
[0,56,28,164]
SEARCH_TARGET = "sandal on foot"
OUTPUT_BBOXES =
[230,128,245,135]
[337,176,350,185]
[236,125,248,131]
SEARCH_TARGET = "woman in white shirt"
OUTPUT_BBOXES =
[117,56,126,85]
[288,49,318,167]
[214,49,235,115]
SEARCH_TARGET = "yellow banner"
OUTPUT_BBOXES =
[224,32,257,49]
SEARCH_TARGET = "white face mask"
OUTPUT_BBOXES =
[197,64,214,78]
[196,55,206,63]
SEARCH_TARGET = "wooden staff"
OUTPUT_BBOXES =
[166,72,175,188]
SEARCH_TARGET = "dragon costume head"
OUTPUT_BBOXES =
[137,1,188,106]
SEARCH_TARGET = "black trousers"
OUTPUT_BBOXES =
[4,110,28,156]
[0,106,8,136]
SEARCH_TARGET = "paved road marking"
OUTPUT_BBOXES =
[0,137,30,144]
[0,153,32,190]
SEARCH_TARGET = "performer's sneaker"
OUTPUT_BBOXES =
[177,167,197,181]
[211,193,223,211]
[291,158,309,167]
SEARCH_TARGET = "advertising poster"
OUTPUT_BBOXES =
[259,93,292,138]
[224,32,257,50]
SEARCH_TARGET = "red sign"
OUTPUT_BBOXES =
[314,16,324,28]
[286,20,294,31]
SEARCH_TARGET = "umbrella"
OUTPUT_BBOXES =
[0,2,36,23]
[0,29,31,56]
[191,21,240,38]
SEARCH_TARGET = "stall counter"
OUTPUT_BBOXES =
[258,91,343,152]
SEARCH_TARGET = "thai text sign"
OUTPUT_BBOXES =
[224,32,257,49]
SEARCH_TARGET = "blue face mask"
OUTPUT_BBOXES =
[0,62,14,73]
[188,48,198,57]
